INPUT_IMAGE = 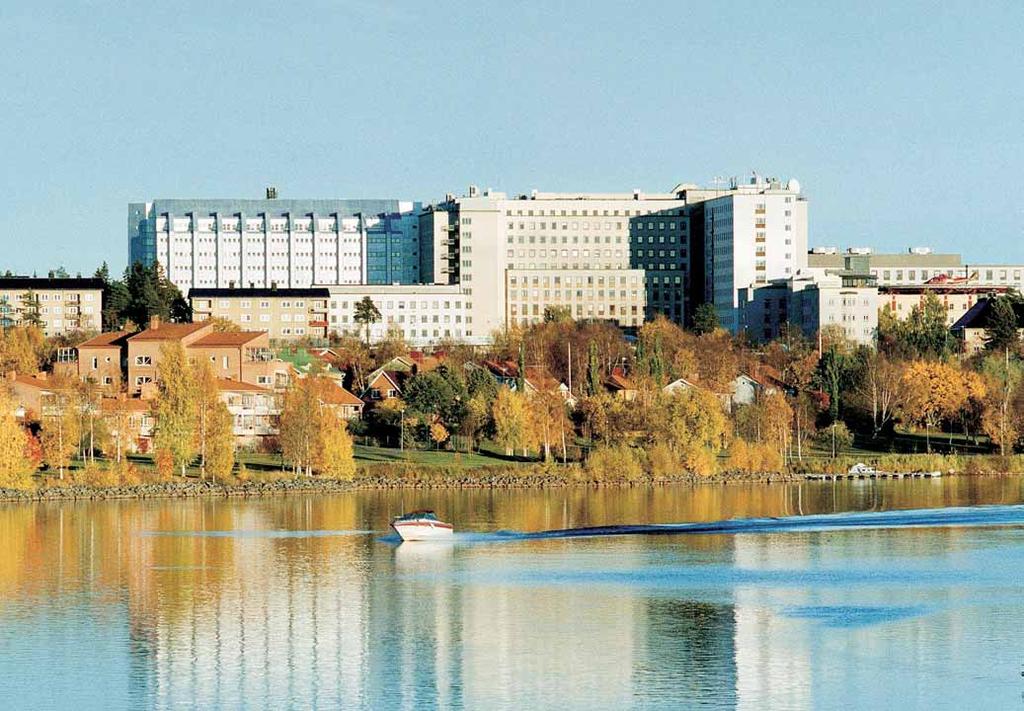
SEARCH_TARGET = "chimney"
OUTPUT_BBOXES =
[266,186,278,199]
[149,315,161,330]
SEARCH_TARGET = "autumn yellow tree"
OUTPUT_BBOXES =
[429,421,449,449]
[0,325,44,375]
[193,360,234,480]
[316,414,356,480]
[530,388,571,461]
[152,342,197,477]
[900,360,969,451]
[0,389,33,488]
[39,377,82,480]
[492,388,529,456]
[654,389,729,476]
[761,389,790,467]
[280,377,322,476]
[979,354,1024,455]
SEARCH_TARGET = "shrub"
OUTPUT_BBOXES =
[235,463,251,483]
[78,464,119,488]
[584,445,645,482]
[814,422,854,453]
[646,443,680,478]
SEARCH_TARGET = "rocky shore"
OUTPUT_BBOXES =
[0,468,802,503]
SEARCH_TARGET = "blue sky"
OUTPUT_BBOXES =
[1,1,1021,275]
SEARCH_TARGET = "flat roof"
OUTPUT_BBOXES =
[0,277,104,290]
[190,287,330,299]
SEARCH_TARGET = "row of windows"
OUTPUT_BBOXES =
[504,208,684,217]
[507,220,684,232]
[331,300,464,310]
[513,290,643,301]
[0,292,96,302]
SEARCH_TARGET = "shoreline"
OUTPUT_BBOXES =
[0,469,805,503]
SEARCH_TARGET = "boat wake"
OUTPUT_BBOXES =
[445,504,1024,544]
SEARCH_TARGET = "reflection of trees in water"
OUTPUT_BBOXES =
[633,598,737,706]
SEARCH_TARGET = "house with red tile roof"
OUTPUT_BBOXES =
[318,382,365,419]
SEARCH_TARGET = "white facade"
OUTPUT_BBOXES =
[427,187,697,337]
[742,272,878,346]
[704,176,809,332]
[326,284,475,346]
[129,198,422,294]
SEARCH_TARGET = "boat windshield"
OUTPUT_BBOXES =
[396,511,437,521]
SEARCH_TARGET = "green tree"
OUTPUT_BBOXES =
[586,341,601,396]
[403,371,459,426]
[18,290,43,328]
[123,262,189,328]
[152,342,198,477]
[516,345,527,393]
[353,296,381,347]
[984,295,1020,352]
[543,305,572,323]
[692,303,720,335]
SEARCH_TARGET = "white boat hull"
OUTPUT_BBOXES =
[392,520,454,542]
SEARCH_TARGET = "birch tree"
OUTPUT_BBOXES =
[152,342,197,477]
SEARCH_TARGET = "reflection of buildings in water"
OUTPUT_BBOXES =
[731,527,969,710]
[633,598,737,707]
[732,533,813,711]
[391,542,458,708]
[459,542,642,709]
[131,509,372,709]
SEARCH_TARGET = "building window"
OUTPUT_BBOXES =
[134,355,152,366]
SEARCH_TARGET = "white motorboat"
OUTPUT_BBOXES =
[391,511,454,542]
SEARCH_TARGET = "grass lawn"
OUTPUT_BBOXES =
[113,443,531,475]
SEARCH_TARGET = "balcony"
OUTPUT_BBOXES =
[245,347,275,362]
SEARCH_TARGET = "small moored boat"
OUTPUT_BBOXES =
[391,511,454,542]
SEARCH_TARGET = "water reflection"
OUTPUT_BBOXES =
[0,476,1023,709]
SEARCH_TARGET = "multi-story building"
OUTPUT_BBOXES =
[741,271,878,346]
[128,194,422,294]
[704,175,809,332]
[123,318,289,394]
[326,284,473,345]
[880,276,1009,326]
[190,288,331,341]
[71,331,131,392]
[423,185,710,336]
[808,247,1024,293]
[0,277,103,335]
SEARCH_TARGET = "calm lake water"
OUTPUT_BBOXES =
[3,476,1024,710]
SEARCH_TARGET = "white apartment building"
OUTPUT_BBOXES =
[741,272,878,346]
[422,185,712,336]
[704,175,809,332]
[326,284,474,346]
[0,277,104,335]
[129,195,422,294]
